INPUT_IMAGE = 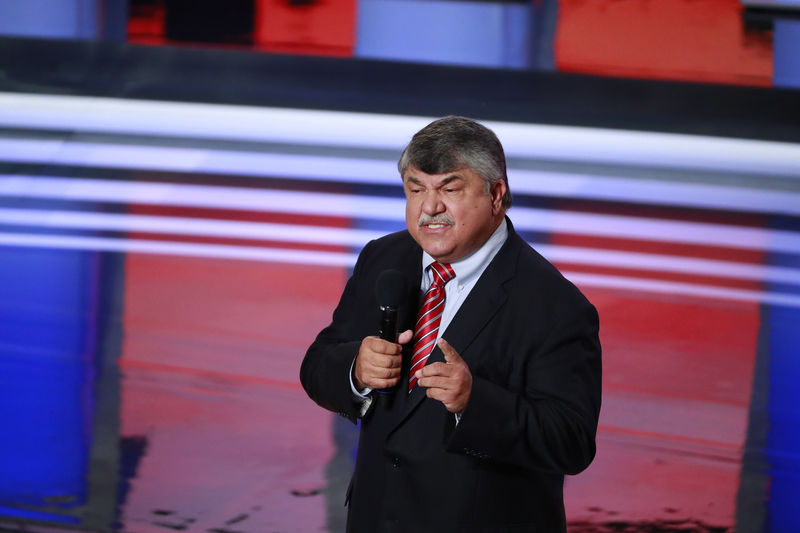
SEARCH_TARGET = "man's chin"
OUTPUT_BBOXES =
[422,244,456,263]
[409,231,453,258]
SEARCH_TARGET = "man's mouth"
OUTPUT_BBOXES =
[418,215,454,230]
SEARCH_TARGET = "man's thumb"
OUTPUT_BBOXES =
[397,329,414,345]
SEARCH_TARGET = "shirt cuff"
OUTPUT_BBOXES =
[349,357,372,399]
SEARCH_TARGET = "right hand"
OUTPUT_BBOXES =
[353,329,413,390]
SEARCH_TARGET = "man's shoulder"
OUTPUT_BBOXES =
[352,229,420,275]
[362,229,417,254]
[358,230,420,268]
[506,230,593,308]
[515,235,561,278]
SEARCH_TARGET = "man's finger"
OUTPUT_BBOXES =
[426,386,446,402]
[378,366,401,379]
[397,329,413,345]
[416,362,450,379]
[417,375,450,390]
[366,336,403,355]
[438,338,462,363]
[373,356,402,369]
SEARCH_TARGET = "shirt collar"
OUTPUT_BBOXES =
[421,218,508,287]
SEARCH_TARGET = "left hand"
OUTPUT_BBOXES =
[415,338,472,414]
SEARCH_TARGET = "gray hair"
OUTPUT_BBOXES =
[397,116,512,209]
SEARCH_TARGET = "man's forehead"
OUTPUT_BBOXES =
[403,167,472,183]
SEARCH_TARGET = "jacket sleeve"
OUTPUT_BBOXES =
[300,241,375,424]
[447,291,602,476]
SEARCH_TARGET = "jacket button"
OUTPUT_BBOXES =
[391,457,400,468]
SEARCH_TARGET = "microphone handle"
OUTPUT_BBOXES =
[377,306,398,342]
[376,306,399,394]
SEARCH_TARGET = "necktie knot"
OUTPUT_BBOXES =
[429,262,455,287]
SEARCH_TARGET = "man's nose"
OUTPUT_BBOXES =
[421,191,445,214]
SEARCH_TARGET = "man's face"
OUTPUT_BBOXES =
[403,165,506,263]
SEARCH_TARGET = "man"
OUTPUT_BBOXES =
[301,116,601,533]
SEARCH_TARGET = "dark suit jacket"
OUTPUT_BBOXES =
[301,219,602,533]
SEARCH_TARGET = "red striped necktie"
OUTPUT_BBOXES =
[408,261,456,391]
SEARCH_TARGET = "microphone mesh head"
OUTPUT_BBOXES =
[376,269,407,308]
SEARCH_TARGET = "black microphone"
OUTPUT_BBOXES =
[376,269,407,342]
[375,270,407,396]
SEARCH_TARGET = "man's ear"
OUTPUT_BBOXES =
[490,180,507,215]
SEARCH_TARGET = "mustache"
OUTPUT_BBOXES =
[418,214,454,227]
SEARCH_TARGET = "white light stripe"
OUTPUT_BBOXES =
[0,138,398,184]
[1,231,799,308]
[511,208,800,255]
[3,205,798,285]
[534,243,800,286]
[2,177,800,255]
[563,271,800,309]
[0,176,406,219]
[2,138,799,216]
[492,120,800,179]
[0,208,385,246]
[0,232,357,266]
[0,92,431,152]
[510,168,800,217]
[2,92,799,178]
